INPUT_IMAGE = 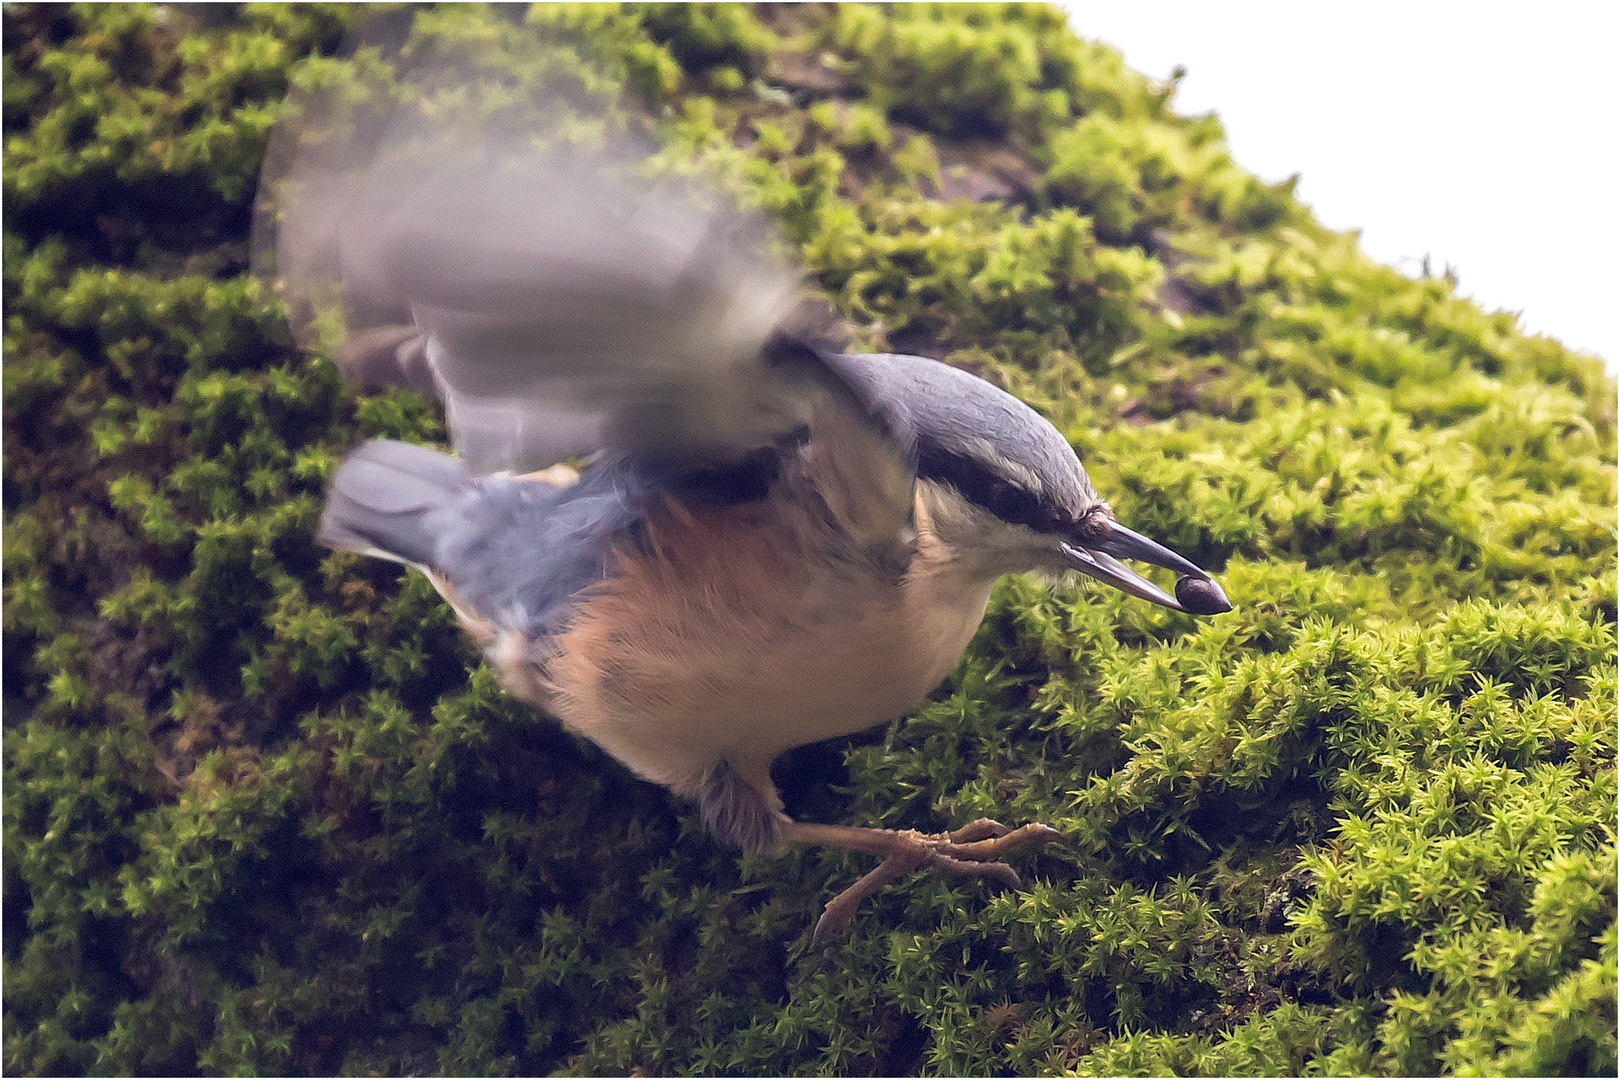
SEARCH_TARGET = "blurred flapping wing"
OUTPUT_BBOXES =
[254,20,860,483]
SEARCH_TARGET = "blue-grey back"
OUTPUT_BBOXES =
[430,461,649,638]
[320,440,651,642]
[322,352,1097,643]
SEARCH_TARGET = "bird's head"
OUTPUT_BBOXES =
[868,354,1231,615]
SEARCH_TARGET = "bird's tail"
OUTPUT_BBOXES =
[317,439,470,570]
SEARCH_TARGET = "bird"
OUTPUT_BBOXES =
[261,103,1232,943]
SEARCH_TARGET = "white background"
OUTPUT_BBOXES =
[1061,1,1618,373]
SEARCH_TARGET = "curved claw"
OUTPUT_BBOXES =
[946,818,1013,843]
[935,822,1065,863]
[786,817,1066,944]
[811,848,929,946]
[932,855,1022,889]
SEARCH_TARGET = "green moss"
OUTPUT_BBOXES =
[4,4,1614,1076]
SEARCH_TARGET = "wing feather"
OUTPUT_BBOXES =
[256,14,918,559]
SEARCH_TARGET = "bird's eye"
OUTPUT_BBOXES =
[987,481,1040,528]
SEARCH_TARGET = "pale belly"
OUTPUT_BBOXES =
[533,505,997,796]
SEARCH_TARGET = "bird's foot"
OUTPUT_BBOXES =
[776,816,1063,945]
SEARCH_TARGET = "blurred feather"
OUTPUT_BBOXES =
[253,23,832,477]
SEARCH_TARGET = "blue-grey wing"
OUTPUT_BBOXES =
[319,439,645,639]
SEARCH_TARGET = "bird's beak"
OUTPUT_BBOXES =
[1060,520,1232,615]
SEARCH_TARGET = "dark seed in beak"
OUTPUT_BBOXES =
[1175,574,1232,615]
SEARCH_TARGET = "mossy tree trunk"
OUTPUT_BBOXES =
[4,4,1614,1076]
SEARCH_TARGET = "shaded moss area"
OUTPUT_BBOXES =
[4,4,1614,1075]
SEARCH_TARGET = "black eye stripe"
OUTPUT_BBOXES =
[918,447,1058,532]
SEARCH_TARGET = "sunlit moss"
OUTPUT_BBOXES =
[4,4,1614,1076]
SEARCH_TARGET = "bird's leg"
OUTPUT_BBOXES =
[696,761,1061,941]
[776,816,1063,944]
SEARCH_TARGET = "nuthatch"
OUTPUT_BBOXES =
[266,119,1231,942]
